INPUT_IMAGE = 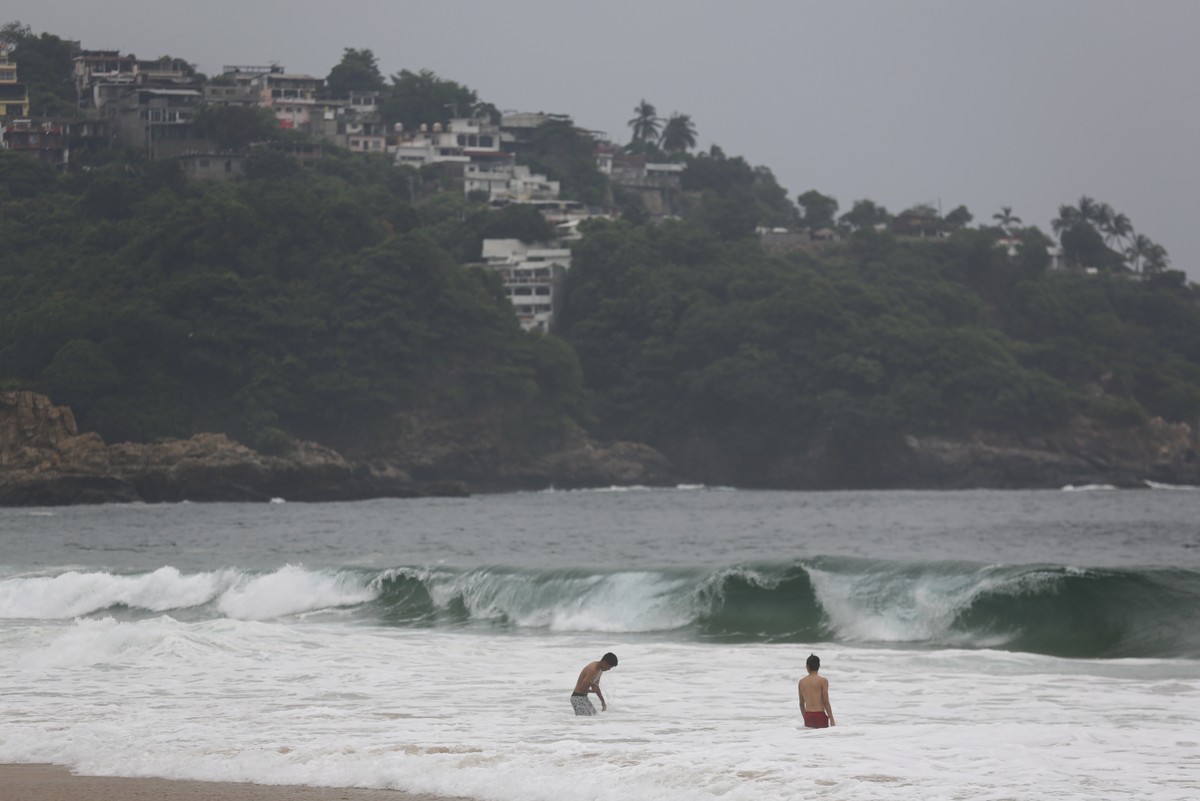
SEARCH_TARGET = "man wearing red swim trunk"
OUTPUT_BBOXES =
[798,653,835,728]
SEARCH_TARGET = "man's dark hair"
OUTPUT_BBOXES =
[601,652,618,667]
[806,654,820,671]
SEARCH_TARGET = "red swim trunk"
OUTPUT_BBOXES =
[803,711,829,729]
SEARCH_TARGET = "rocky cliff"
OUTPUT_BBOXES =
[6,390,1193,506]
[659,414,1200,490]
[0,392,678,506]
[896,415,1200,489]
[0,391,466,505]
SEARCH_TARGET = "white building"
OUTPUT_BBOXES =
[481,239,572,333]
[391,117,502,166]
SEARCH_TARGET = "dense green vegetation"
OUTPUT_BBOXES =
[0,148,585,454]
[558,218,1200,482]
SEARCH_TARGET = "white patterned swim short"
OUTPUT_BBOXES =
[571,694,596,716]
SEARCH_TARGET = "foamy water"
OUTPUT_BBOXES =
[2,618,1197,801]
[2,490,1199,800]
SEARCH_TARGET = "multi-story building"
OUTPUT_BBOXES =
[1,120,69,168]
[393,117,497,166]
[109,86,204,158]
[481,239,572,333]
[0,47,30,119]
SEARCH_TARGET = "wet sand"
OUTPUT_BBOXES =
[0,764,455,801]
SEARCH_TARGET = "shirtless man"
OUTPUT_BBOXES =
[798,653,835,728]
[571,652,618,716]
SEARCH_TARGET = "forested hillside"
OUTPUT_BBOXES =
[558,219,1200,483]
[3,141,1200,487]
[0,148,586,457]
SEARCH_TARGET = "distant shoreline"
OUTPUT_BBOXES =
[0,764,453,801]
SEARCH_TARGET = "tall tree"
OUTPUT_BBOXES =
[797,189,839,230]
[1051,204,1081,239]
[1076,195,1099,224]
[659,113,697,154]
[382,69,481,132]
[992,206,1022,234]
[1124,233,1150,273]
[1144,242,1170,274]
[627,99,661,145]
[1,21,75,116]
[839,199,890,232]
[325,48,386,97]
[1103,211,1133,250]
[944,205,973,230]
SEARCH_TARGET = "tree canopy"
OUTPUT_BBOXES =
[325,47,386,97]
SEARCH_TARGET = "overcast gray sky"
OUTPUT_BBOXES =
[9,0,1199,279]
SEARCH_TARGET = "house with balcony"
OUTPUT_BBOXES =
[481,239,572,333]
[0,47,30,119]
[108,87,204,158]
[391,117,503,166]
[1,120,69,169]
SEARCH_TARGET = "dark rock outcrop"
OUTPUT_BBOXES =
[0,392,466,506]
[657,414,1200,490]
[896,416,1200,489]
[0,391,676,505]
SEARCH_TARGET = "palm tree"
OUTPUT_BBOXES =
[992,206,1022,234]
[1125,233,1153,273]
[1051,204,1081,239]
[628,99,661,144]
[1103,211,1133,250]
[1144,242,1170,274]
[1077,195,1099,224]
[659,113,697,154]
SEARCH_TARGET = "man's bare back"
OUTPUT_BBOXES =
[798,654,835,728]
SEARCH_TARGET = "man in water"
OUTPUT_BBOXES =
[571,652,618,716]
[798,653,835,728]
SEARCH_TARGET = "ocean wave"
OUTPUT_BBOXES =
[2,559,1196,658]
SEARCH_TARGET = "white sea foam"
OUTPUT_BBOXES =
[1144,479,1200,490]
[1,619,1196,801]
[1060,483,1119,491]
[0,566,378,621]
[215,565,376,619]
[420,569,698,633]
[0,566,228,619]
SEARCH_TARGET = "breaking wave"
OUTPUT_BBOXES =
[2,559,1197,659]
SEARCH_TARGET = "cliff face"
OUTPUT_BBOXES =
[0,392,678,506]
[660,414,1200,490]
[0,391,466,505]
[6,390,1193,505]
[898,416,1200,489]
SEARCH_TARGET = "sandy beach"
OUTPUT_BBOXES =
[0,764,454,801]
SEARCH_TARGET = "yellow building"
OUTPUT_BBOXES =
[0,47,31,118]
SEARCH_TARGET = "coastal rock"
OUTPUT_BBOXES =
[365,412,677,491]
[657,414,1199,490]
[898,416,1200,489]
[0,391,466,506]
[528,440,677,489]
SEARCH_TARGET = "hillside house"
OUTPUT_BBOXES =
[1,120,69,168]
[481,239,572,332]
[0,48,30,119]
